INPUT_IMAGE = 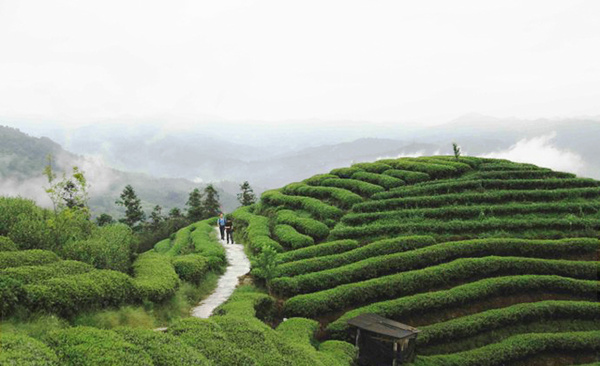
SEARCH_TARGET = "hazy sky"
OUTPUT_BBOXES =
[1,0,599,127]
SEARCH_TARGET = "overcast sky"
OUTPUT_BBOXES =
[1,0,599,127]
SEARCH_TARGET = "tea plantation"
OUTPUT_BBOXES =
[236,156,600,365]
[1,155,599,365]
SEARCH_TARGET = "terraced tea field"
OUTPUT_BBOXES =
[236,156,600,365]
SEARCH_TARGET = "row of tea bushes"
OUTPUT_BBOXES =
[341,201,600,226]
[377,159,460,179]
[330,217,600,240]
[374,178,600,200]
[416,300,600,349]
[172,254,209,283]
[283,256,599,316]
[466,169,575,180]
[356,187,600,212]
[350,171,405,189]
[320,178,385,197]
[276,239,360,264]
[233,206,283,253]
[412,331,600,366]
[275,209,330,240]
[0,236,17,251]
[0,260,93,284]
[282,182,362,209]
[273,236,436,278]
[274,224,314,249]
[382,169,431,184]
[261,190,343,221]
[0,249,59,269]
[132,252,180,303]
[326,275,600,338]
[271,238,599,293]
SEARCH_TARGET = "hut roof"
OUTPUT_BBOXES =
[347,313,420,339]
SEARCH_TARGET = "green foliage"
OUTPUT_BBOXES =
[186,188,204,222]
[0,196,39,236]
[115,327,211,366]
[95,213,115,227]
[0,235,17,251]
[351,162,393,173]
[417,301,600,349]
[327,275,600,338]
[467,169,575,180]
[0,260,93,284]
[202,184,221,218]
[0,275,24,315]
[282,182,363,209]
[189,220,226,270]
[233,206,283,253]
[0,332,59,365]
[274,224,315,249]
[378,159,458,179]
[283,256,599,317]
[251,245,280,281]
[24,269,135,316]
[132,252,180,302]
[452,142,461,160]
[273,236,436,278]
[172,254,208,283]
[412,331,600,366]
[261,190,343,221]
[45,326,153,366]
[238,180,257,206]
[382,169,431,183]
[115,184,146,229]
[0,249,59,269]
[276,239,360,264]
[62,224,134,272]
[44,161,90,214]
[275,209,330,240]
[351,170,405,189]
[320,177,385,197]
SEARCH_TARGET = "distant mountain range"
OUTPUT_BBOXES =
[0,125,240,218]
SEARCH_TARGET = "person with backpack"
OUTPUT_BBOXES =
[217,213,226,240]
[225,217,234,244]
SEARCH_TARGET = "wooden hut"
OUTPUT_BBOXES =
[347,313,420,366]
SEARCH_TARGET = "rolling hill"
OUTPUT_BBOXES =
[235,155,600,365]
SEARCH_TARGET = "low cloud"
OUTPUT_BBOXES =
[482,132,586,175]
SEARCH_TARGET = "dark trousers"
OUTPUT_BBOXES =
[219,225,225,240]
[226,229,233,244]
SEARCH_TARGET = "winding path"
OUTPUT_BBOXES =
[191,227,251,318]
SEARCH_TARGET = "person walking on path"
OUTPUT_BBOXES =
[217,213,226,240]
[225,217,234,244]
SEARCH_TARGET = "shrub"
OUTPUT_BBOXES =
[0,275,24,315]
[45,326,153,366]
[0,249,59,269]
[0,260,94,284]
[0,196,39,236]
[303,173,339,185]
[132,252,180,302]
[330,167,362,178]
[467,170,576,180]
[327,275,600,338]
[351,162,393,173]
[0,235,17,251]
[261,190,343,221]
[274,224,315,249]
[412,157,472,173]
[115,327,211,366]
[25,270,136,316]
[321,178,385,197]
[275,209,330,240]
[282,182,362,209]
[378,159,458,179]
[417,300,600,348]
[62,224,134,273]
[382,169,431,184]
[189,220,226,270]
[233,206,283,253]
[0,332,59,365]
[274,235,436,278]
[172,254,209,283]
[276,239,360,264]
[283,256,599,317]
[351,171,405,189]
[412,331,600,366]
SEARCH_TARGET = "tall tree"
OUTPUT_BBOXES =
[115,185,146,229]
[202,184,221,218]
[96,213,115,227]
[149,205,164,230]
[186,188,204,222]
[237,181,257,206]
[168,207,183,219]
[44,154,89,214]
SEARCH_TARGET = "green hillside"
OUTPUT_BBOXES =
[236,156,600,365]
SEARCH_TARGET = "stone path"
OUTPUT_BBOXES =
[190,227,250,318]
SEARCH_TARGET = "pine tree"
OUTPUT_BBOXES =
[237,181,257,206]
[186,188,204,222]
[168,207,183,219]
[202,184,221,218]
[149,205,164,230]
[115,185,146,229]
